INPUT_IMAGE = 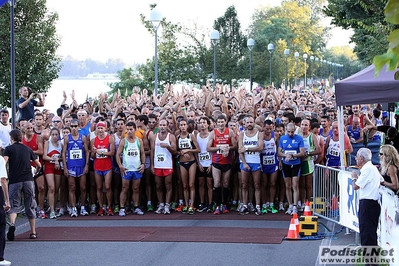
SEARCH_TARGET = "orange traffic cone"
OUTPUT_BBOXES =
[286,218,299,240]
[303,200,312,216]
[293,213,300,233]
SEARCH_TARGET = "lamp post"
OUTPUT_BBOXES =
[9,0,16,128]
[303,53,308,89]
[315,57,319,82]
[150,9,162,97]
[284,49,289,90]
[322,59,327,81]
[210,29,220,91]
[268,43,274,86]
[247,38,255,91]
[310,55,314,87]
[294,52,299,87]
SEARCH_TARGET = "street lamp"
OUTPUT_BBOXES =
[149,8,162,96]
[247,38,255,91]
[10,0,16,128]
[268,43,274,86]
[210,29,220,90]
[294,52,299,87]
[303,53,308,89]
[310,55,314,87]
[315,57,319,82]
[284,49,290,90]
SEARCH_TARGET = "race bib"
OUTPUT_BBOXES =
[329,148,339,157]
[70,150,82,160]
[284,150,297,155]
[199,152,210,161]
[96,148,108,158]
[50,154,60,163]
[216,144,228,154]
[179,139,191,149]
[262,155,275,165]
[127,148,139,157]
[157,153,166,162]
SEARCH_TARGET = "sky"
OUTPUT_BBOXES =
[46,0,352,65]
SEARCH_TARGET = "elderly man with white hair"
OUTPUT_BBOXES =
[351,148,383,247]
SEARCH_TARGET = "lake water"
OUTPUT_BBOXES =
[43,78,117,113]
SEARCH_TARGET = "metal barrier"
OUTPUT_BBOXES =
[313,164,341,223]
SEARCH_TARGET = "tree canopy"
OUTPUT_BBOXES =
[0,0,61,107]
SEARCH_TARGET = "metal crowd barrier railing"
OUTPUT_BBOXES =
[312,164,341,223]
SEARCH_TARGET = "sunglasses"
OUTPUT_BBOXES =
[52,120,61,123]
[70,125,78,128]
[379,153,384,156]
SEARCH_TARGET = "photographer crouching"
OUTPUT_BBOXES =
[17,86,46,122]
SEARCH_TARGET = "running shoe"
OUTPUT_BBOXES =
[80,207,89,216]
[187,207,195,215]
[279,202,285,211]
[269,204,278,214]
[170,202,177,211]
[134,207,144,215]
[147,204,154,212]
[262,206,268,214]
[39,210,48,219]
[181,206,188,214]
[70,207,78,217]
[113,205,120,213]
[207,203,214,213]
[97,207,105,216]
[175,204,184,212]
[248,203,255,212]
[90,204,97,214]
[221,205,229,214]
[197,204,207,213]
[119,208,126,217]
[213,206,220,215]
[7,225,15,241]
[240,206,249,215]
[255,206,262,216]
[0,259,11,265]
[57,207,65,217]
[229,204,237,212]
[292,205,298,215]
[164,204,170,215]
[107,207,114,216]
[49,211,57,219]
[237,203,243,212]
[155,204,164,214]
[285,205,293,215]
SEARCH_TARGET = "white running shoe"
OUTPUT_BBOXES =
[70,207,78,217]
[119,208,126,217]
[155,204,164,214]
[164,204,170,215]
[285,205,293,215]
[134,208,144,215]
[80,207,89,216]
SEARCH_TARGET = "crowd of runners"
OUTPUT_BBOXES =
[0,82,396,221]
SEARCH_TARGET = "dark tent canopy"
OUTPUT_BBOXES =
[335,64,399,106]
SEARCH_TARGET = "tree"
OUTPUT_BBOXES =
[323,0,395,65]
[211,6,248,88]
[373,0,399,74]
[249,1,325,86]
[0,0,61,107]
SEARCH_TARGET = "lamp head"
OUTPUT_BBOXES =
[284,49,290,57]
[149,9,162,28]
[267,43,274,53]
[247,38,255,51]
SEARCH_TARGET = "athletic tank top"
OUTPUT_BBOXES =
[177,134,194,151]
[212,127,232,165]
[154,133,173,169]
[261,133,278,167]
[347,125,361,140]
[326,138,341,167]
[243,131,260,164]
[45,140,62,166]
[23,133,42,166]
[66,134,86,168]
[301,133,315,162]
[197,132,211,167]
[122,138,141,171]
[93,135,112,171]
